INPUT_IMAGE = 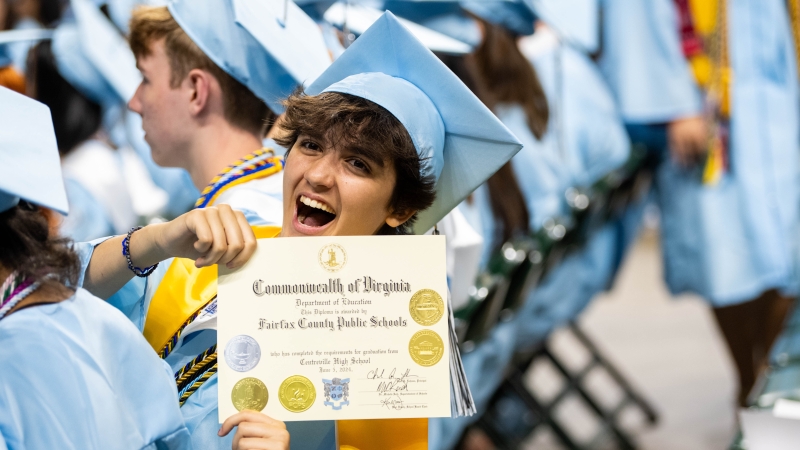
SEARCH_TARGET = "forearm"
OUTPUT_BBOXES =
[83,224,169,299]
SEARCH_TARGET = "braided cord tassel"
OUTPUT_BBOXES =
[179,363,218,407]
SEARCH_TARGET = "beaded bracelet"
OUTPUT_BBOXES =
[122,226,159,277]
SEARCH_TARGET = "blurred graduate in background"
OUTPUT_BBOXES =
[600,0,800,408]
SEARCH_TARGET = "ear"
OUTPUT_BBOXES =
[385,208,417,229]
[185,68,214,117]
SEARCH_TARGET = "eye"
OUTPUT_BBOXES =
[301,140,321,152]
[347,157,370,173]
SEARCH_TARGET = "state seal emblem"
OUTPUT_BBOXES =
[322,378,350,410]
[319,243,346,272]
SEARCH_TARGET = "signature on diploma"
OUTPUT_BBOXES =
[367,367,419,394]
[380,395,405,410]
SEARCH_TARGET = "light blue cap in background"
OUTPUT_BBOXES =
[168,0,331,114]
[380,1,480,47]
[460,0,536,36]
[324,2,472,54]
[52,0,142,108]
[306,12,523,233]
[293,0,338,22]
[524,0,598,52]
[0,87,69,215]
[0,28,55,68]
[103,0,168,34]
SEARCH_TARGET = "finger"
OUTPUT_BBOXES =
[236,437,287,450]
[216,205,245,267]
[186,210,213,258]
[219,411,286,436]
[197,208,228,267]
[227,211,258,269]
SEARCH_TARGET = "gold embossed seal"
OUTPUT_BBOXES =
[408,330,445,367]
[278,375,316,412]
[231,377,269,412]
[408,289,444,326]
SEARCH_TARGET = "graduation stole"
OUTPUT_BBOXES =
[142,148,283,358]
[677,0,800,184]
[674,0,731,184]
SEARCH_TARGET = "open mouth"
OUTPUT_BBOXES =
[296,195,336,228]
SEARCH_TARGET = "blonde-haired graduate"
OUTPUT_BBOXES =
[76,9,522,450]
[0,87,253,449]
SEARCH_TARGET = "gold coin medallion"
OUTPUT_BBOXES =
[278,375,316,412]
[408,330,445,367]
[408,289,444,326]
[231,377,269,412]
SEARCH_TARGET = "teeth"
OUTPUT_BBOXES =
[300,195,335,215]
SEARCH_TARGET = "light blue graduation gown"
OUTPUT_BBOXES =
[0,288,192,449]
[432,40,630,450]
[656,0,800,306]
[597,0,703,123]
[73,166,336,450]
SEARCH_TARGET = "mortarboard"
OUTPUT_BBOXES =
[52,0,142,107]
[524,0,599,52]
[460,0,536,36]
[0,28,55,68]
[293,0,339,22]
[324,2,472,54]
[168,0,331,114]
[306,12,522,234]
[379,0,480,48]
[0,87,69,215]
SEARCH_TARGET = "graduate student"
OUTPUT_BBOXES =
[79,11,520,450]
[600,0,800,408]
[0,87,200,449]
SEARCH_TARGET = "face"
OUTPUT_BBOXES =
[281,134,410,237]
[128,39,193,168]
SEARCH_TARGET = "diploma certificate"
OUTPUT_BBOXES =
[218,235,451,421]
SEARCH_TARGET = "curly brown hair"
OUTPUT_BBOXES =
[0,203,80,287]
[275,90,436,235]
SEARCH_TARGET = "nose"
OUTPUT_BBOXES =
[304,151,336,190]
[128,82,143,114]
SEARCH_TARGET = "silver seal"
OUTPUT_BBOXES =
[224,335,261,372]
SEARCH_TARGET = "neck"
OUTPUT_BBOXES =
[185,124,264,191]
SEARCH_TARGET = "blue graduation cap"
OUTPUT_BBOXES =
[168,0,331,114]
[524,0,599,52]
[0,28,55,68]
[461,0,536,36]
[306,12,523,233]
[293,0,338,22]
[324,2,472,54]
[52,0,142,107]
[0,87,69,215]
[379,1,480,48]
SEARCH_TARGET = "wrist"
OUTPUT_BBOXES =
[128,223,170,268]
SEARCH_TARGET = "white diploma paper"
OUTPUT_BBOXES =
[218,235,451,421]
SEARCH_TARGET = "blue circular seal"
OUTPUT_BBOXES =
[224,335,261,372]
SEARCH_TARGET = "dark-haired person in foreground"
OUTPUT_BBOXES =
[0,86,273,449]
